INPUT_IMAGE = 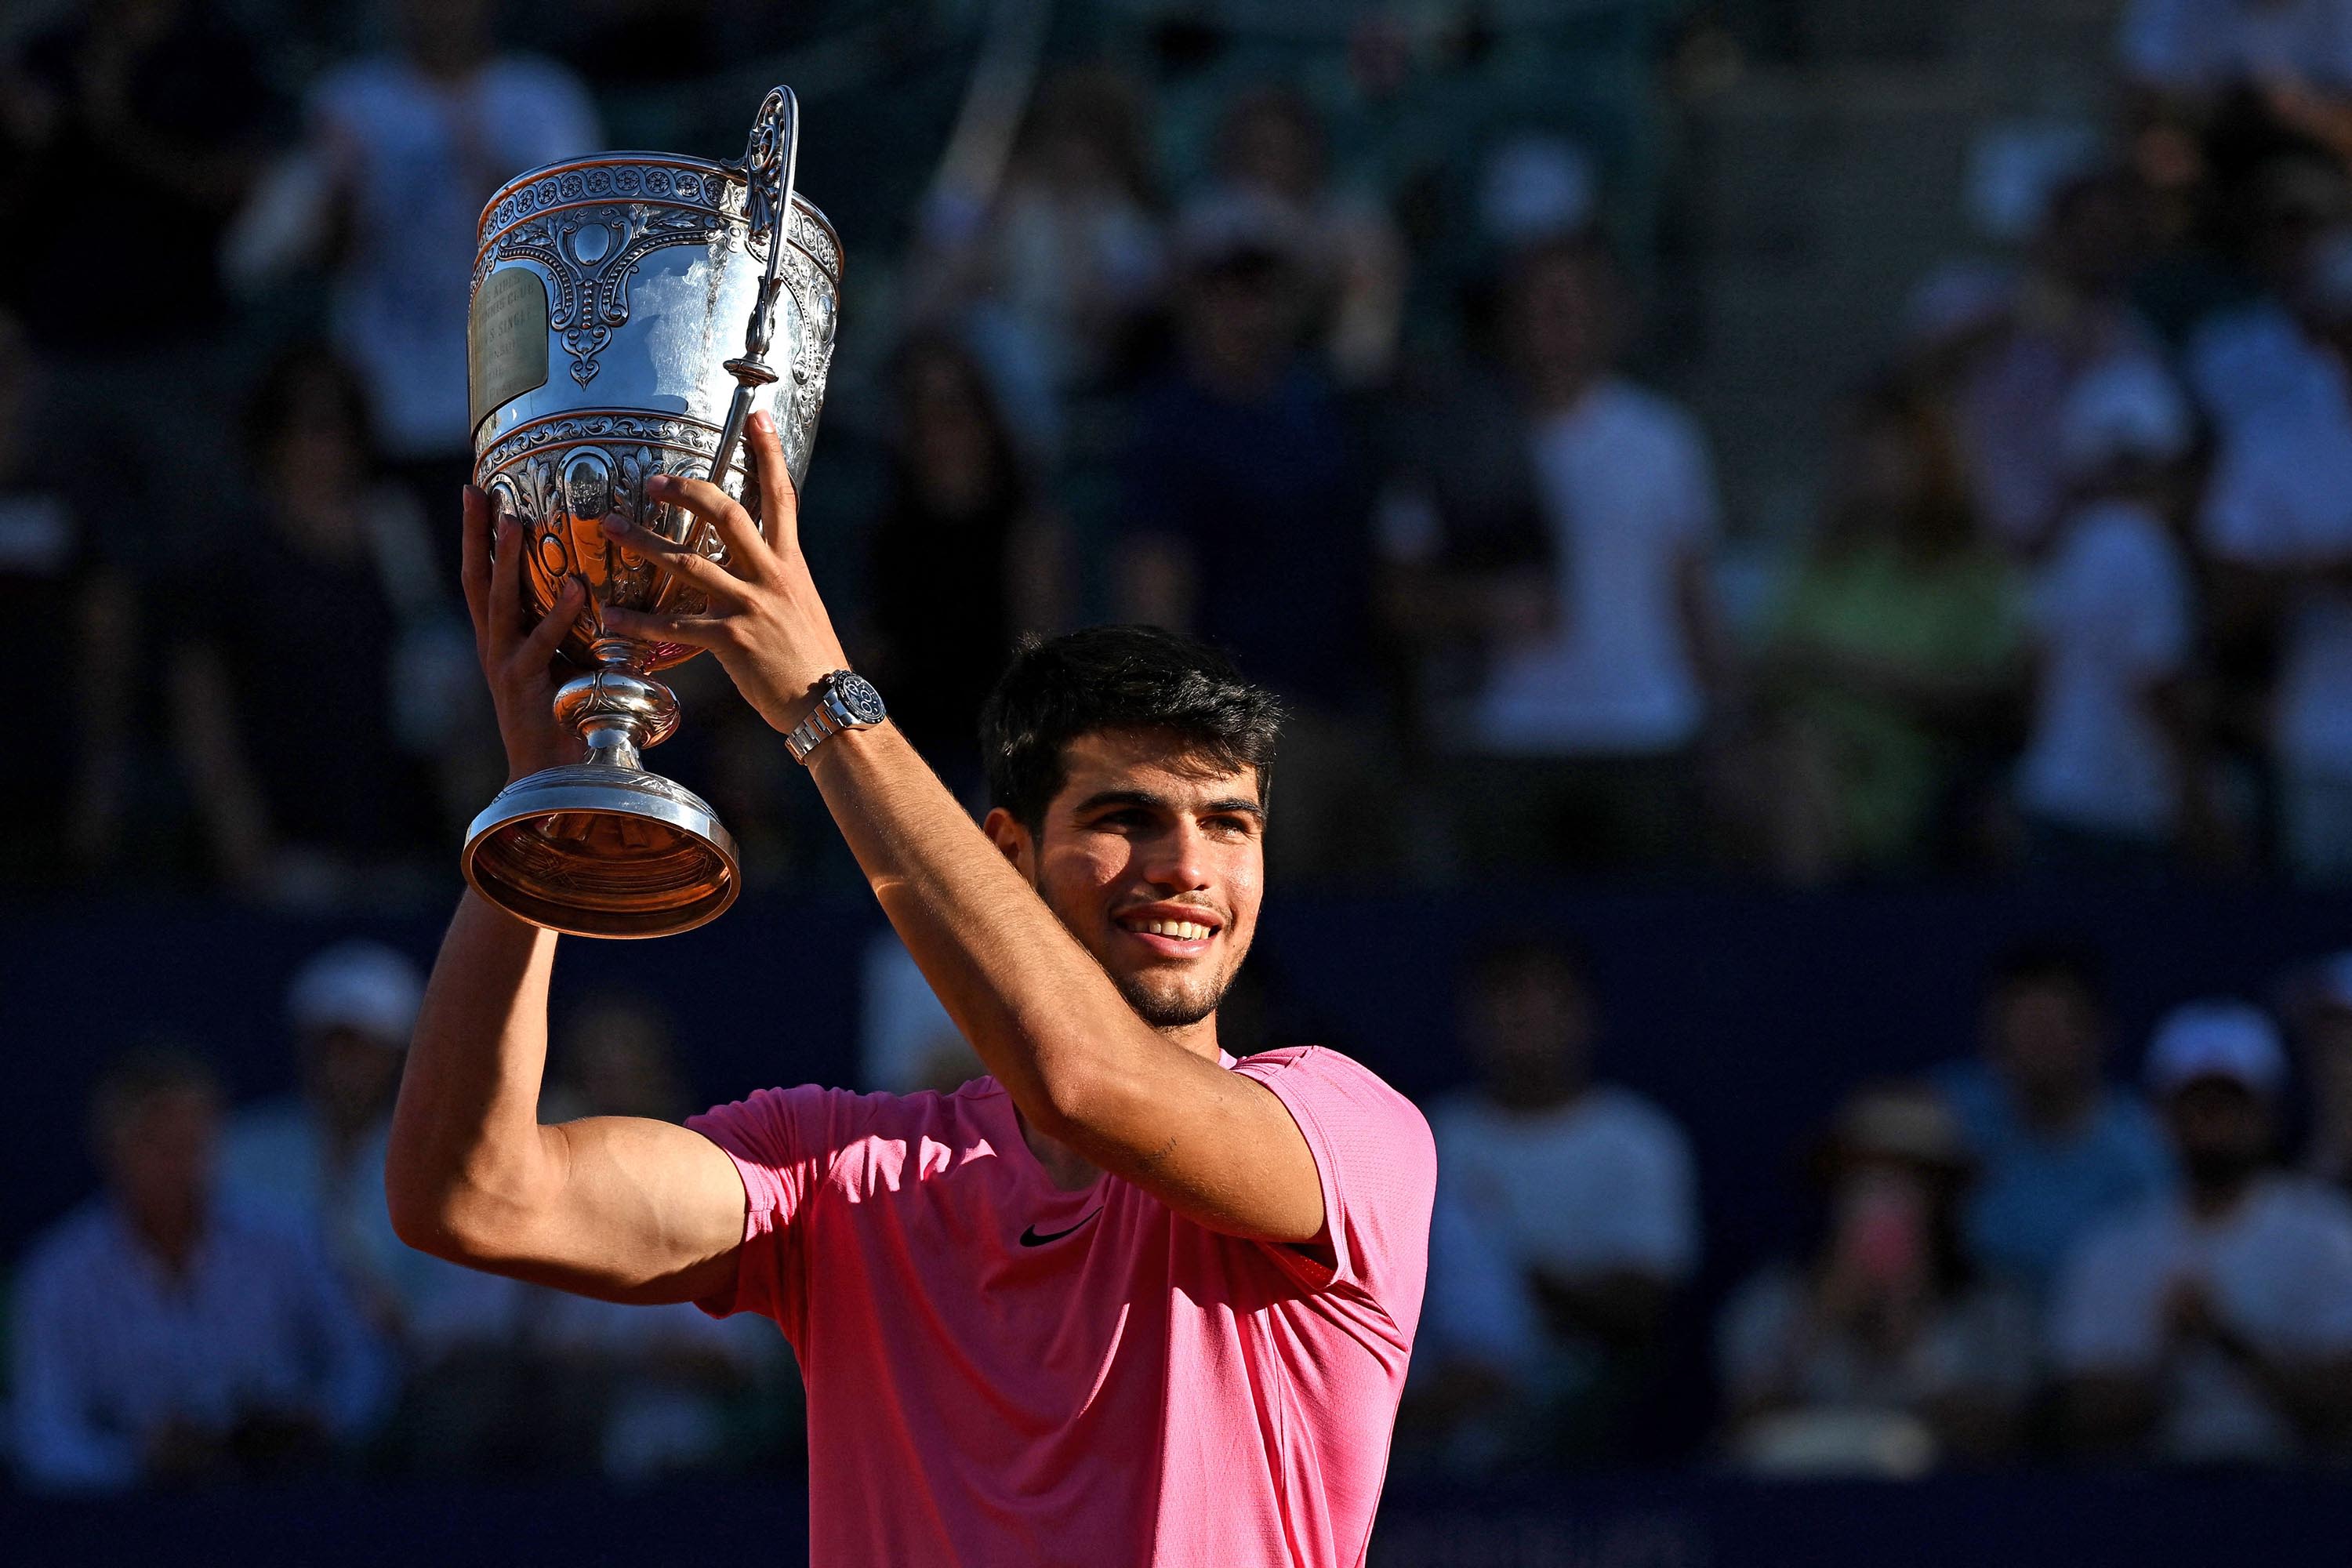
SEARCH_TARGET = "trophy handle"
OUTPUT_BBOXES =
[706,86,801,549]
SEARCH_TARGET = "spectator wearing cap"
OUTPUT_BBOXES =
[2197,223,2352,880]
[223,940,434,1338]
[1933,945,2175,1296]
[1116,188,1387,880]
[1417,939,1700,1465]
[2053,1001,2352,1461]
[1381,220,1732,875]
[1716,1083,2039,1475]
[12,1047,390,1489]
[2013,356,2220,871]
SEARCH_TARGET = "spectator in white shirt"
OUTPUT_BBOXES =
[1386,231,1730,873]
[12,1047,390,1490]
[2198,227,2352,880]
[2015,356,2212,869]
[1421,938,1700,1463]
[2053,1001,2352,1462]
[236,0,600,498]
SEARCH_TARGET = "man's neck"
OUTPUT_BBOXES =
[2186,1174,2257,1224]
[2015,1080,2096,1138]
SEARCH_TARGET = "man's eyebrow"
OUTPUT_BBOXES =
[1072,789,1267,821]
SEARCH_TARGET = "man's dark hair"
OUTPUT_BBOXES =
[89,1043,220,1142]
[1988,939,2107,1005]
[1468,933,1592,997]
[979,625,1283,832]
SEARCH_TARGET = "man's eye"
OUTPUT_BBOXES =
[1203,815,1256,839]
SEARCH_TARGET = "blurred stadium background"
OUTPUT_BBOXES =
[10,0,2352,1562]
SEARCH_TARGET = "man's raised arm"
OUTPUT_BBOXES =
[383,486,744,1305]
[384,893,744,1304]
[597,415,1327,1247]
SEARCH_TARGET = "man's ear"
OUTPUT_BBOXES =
[982,806,1035,881]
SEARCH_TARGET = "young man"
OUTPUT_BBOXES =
[386,409,1435,1566]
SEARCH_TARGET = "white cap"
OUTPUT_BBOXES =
[2145,1000,2288,1097]
[286,940,424,1047]
[2057,354,2194,479]
[1479,135,1596,249]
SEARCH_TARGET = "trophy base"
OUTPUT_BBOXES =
[462,764,741,938]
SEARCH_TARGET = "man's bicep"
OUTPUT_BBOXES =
[1107,1065,1328,1245]
[518,1115,749,1305]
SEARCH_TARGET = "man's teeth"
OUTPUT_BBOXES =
[1136,919,1213,940]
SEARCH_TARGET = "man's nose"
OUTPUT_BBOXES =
[1139,821,1214,891]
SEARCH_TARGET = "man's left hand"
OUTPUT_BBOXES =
[596,408,851,733]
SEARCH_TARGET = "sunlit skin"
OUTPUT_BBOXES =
[986,731,1265,1051]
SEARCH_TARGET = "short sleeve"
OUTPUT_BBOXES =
[685,1083,839,1324]
[1234,1047,1436,1334]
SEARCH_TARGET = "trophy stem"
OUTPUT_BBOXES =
[554,642,678,775]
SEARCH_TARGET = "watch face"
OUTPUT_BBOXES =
[835,673,887,724]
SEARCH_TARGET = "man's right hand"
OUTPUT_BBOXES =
[459,485,585,782]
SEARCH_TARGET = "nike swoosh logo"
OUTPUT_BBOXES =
[1018,1210,1101,1247]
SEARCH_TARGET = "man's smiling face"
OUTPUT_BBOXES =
[989,728,1265,1032]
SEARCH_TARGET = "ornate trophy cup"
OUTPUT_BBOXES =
[461,87,840,937]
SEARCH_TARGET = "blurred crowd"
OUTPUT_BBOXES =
[16,0,2352,905]
[15,926,2352,1489]
[14,0,2352,1497]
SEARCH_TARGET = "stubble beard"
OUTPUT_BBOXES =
[1114,965,1233,1031]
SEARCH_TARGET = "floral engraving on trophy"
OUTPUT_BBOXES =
[487,442,729,673]
[485,201,722,388]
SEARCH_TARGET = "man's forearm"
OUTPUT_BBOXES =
[384,891,564,1251]
[804,724,1179,1144]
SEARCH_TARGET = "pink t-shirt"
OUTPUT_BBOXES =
[687,1045,1433,1568]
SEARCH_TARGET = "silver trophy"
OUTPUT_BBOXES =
[462,87,840,938]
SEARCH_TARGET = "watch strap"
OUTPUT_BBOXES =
[786,671,870,764]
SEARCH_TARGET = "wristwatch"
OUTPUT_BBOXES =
[785,670,888,764]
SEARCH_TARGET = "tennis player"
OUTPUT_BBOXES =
[387,408,1435,1566]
